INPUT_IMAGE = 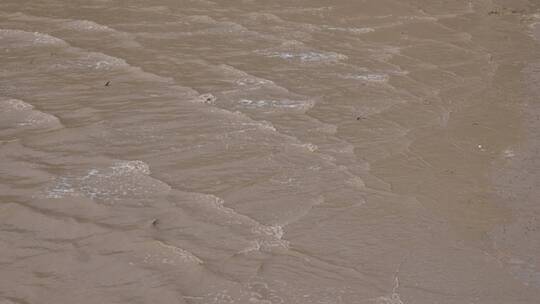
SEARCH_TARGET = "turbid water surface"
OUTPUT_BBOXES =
[1,0,540,303]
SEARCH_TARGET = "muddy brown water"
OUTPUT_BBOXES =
[1,0,540,303]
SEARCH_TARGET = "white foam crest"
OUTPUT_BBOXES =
[400,15,438,22]
[218,65,289,96]
[45,50,130,72]
[194,194,261,226]
[258,50,347,63]
[110,160,151,175]
[249,225,290,251]
[0,98,34,112]
[0,28,142,76]
[340,73,390,83]
[191,93,217,105]
[207,98,342,166]
[8,13,140,47]
[247,281,285,304]
[65,19,141,47]
[0,29,67,48]
[374,276,404,304]
[253,225,284,240]
[76,52,129,70]
[191,194,290,252]
[235,77,274,87]
[240,232,289,253]
[217,64,254,78]
[240,121,277,132]
[45,160,171,202]
[245,12,285,23]
[289,142,319,153]
[45,177,77,199]
[64,20,115,32]
[125,239,204,268]
[325,26,375,34]
[0,98,62,129]
[223,110,278,132]
[195,280,285,304]
[238,98,314,111]
[17,111,61,127]
[152,240,203,265]
[190,25,250,36]
[375,294,403,304]
[255,40,347,63]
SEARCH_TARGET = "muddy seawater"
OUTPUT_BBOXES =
[1,1,540,303]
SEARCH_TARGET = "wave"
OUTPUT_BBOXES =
[255,40,347,63]
[237,98,314,111]
[2,12,141,47]
[339,73,390,83]
[324,25,375,34]
[178,193,290,253]
[0,26,184,87]
[45,160,172,203]
[0,28,67,48]
[256,49,348,63]
[64,20,116,32]
[139,240,204,265]
[0,98,62,131]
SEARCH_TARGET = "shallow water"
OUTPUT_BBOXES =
[1,1,540,303]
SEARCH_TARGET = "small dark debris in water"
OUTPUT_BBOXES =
[105,81,111,87]
[356,116,366,121]
[151,219,159,227]
[510,9,525,15]
[488,10,500,16]
[472,122,479,126]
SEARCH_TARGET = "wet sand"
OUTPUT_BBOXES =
[1,0,540,303]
